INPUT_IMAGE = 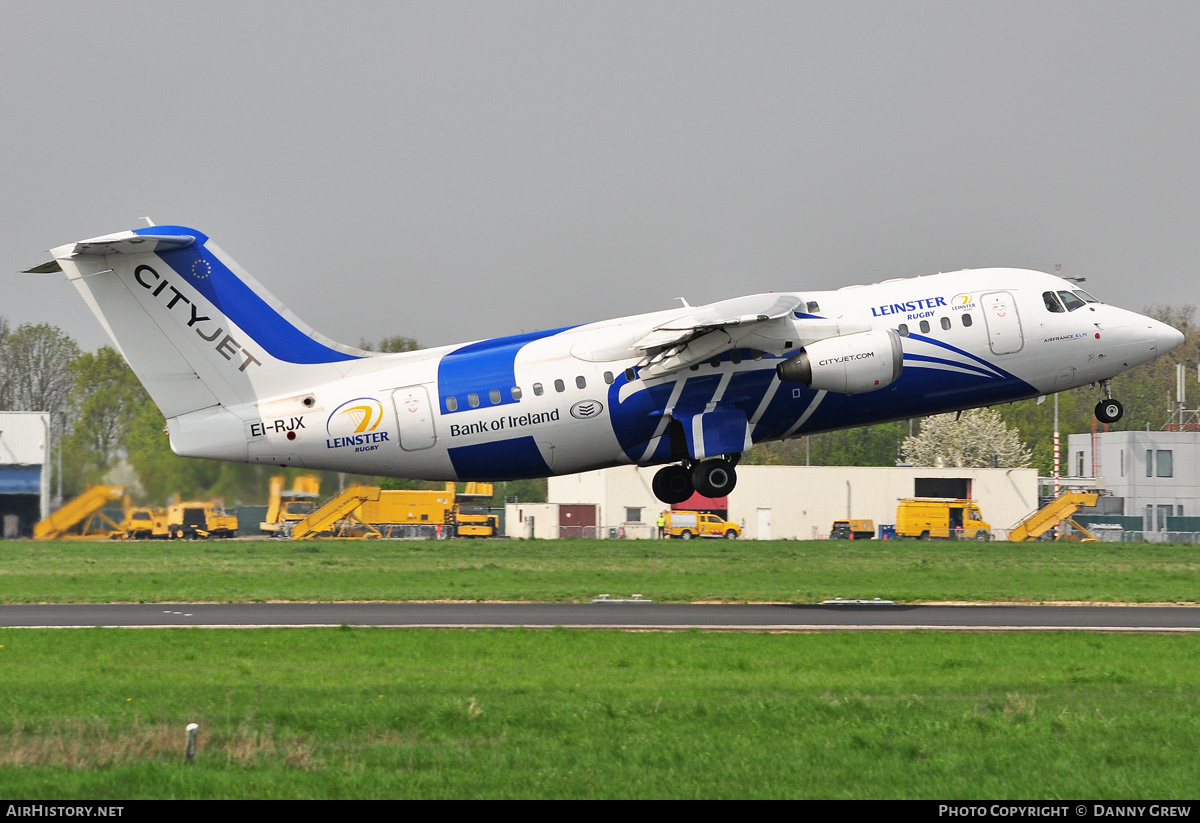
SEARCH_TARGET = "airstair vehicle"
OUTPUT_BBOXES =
[1008,492,1099,542]
[34,485,125,540]
[289,485,383,539]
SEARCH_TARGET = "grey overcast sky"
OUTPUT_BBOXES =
[2,1,1198,352]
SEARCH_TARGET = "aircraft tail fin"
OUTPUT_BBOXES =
[42,225,371,418]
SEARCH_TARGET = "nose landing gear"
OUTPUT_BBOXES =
[1094,380,1124,424]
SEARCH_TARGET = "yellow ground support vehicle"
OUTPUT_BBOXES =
[358,487,455,528]
[168,501,238,539]
[1008,493,1099,542]
[120,506,170,540]
[260,475,321,536]
[663,510,740,539]
[290,485,382,539]
[830,519,875,540]
[279,481,498,539]
[895,498,991,541]
[451,503,500,537]
[34,485,124,540]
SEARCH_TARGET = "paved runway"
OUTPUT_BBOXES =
[2,602,1199,631]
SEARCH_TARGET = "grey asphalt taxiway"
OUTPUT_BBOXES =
[1,602,1199,631]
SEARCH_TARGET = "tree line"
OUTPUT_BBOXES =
[2,306,1193,506]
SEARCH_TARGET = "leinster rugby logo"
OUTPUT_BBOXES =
[570,399,604,420]
[325,397,391,451]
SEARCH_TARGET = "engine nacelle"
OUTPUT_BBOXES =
[776,328,903,394]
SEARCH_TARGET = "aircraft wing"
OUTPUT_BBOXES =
[634,293,803,377]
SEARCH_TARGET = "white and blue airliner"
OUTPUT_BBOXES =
[32,222,1183,504]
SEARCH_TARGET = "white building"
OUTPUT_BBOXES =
[0,412,51,538]
[528,464,1039,540]
[1066,429,1200,530]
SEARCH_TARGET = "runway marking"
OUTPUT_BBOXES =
[5,624,1200,633]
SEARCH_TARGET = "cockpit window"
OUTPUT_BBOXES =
[1057,290,1086,312]
[1043,291,1065,313]
[1073,289,1100,304]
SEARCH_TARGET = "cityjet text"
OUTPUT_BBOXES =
[133,264,262,372]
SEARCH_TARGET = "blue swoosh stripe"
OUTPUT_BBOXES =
[135,225,359,364]
[902,354,1001,379]
[904,333,1015,380]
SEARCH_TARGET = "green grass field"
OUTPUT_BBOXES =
[3,537,1199,798]
[2,537,1199,603]
[1,629,1198,799]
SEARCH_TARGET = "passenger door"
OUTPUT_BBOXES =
[391,385,436,451]
[981,291,1024,354]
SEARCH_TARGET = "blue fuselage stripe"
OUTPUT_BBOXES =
[437,327,576,414]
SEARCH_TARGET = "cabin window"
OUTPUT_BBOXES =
[446,396,458,412]
[576,375,586,389]
[1057,291,1086,312]
[940,317,951,330]
[898,324,909,337]
[533,383,544,396]
[489,389,501,404]
[603,371,614,384]
[511,386,522,400]
[1043,291,1065,312]
[468,393,480,408]
[961,314,973,327]
[625,367,636,380]
[807,301,820,313]
[919,320,931,334]
[554,379,565,393]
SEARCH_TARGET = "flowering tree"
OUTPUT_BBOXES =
[901,408,1032,468]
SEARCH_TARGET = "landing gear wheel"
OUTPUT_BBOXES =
[691,460,737,498]
[1095,398,1124,424]
[652,464,694,505]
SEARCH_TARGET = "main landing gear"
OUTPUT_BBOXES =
[652,456,740,504]
[1094,379,1125,424]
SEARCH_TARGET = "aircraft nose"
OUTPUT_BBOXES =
[1150,319,1185,357]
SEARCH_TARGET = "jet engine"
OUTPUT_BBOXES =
[776,328,903,394]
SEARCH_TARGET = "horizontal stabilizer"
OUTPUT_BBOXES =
[70,232,196,256]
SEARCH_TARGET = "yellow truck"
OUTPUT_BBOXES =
[168,502,238,539]
[663,510,740,539]
[120,506,170,540]
[451,502,500,538]
[260,475,321,536]
[895,498,991,541]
